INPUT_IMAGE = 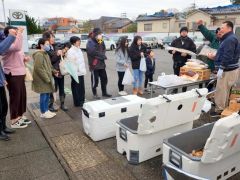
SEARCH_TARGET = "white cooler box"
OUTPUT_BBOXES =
[116,88,208,164]
[163,112,240,180]
[82,95,146,141]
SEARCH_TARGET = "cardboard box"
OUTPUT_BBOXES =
[180,66,211,80]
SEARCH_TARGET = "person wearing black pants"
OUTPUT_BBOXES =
[87,28,112,99]
[118,72,125,92]
[66,36,87,107]
[168,27,196,93]
[71,76,85,107]
[115,37,131,96]
[144,50,155,92]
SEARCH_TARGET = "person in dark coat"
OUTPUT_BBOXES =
[42,31,68,111]
[144,49,155,91]
[169,27,196,93]
[129,36,147,95]
[86,28,111,99]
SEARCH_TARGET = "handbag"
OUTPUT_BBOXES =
[25,67,33,82]
[59,56,69,75]
[139,57,147,72]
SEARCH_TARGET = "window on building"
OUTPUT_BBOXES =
[162,22,167,29]
[192,22,198,30]
[179,23,185,28]
[144,24,152,31]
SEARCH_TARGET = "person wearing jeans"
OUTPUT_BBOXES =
[129,36,146,95]
[32,38,57,119]
[115,37,131,96]
[40,93,50,114]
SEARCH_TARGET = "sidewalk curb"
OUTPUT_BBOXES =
[27,105,78,180]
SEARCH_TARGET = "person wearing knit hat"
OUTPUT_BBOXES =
[86,28,112,99]
[168,26,196,93]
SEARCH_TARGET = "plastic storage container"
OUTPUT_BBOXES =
[163,112,240,180]
[82,95,146,141]
[116,88,208,164]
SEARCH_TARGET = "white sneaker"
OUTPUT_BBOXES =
[118,91,128,96]
[19,116,32,125]
[46,111,56,117]
[40,112,54,119]
[11,121,28,129]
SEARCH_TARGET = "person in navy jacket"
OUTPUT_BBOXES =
[211,21,240,117]
[144,49,156,91]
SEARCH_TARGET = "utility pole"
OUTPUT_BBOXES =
[1,0,6,26]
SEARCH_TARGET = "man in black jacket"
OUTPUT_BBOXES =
[86,28,111,99]
[169,27,196,92]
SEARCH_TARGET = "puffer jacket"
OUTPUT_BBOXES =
[129,44,147,69]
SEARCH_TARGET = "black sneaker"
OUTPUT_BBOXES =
[102,93,112,98]
[3,127,15,134]
[0,131,10,141]
[210,111,222,117]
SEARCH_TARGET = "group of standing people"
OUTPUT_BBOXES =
[168,21,240,117]
[0,26,32,141]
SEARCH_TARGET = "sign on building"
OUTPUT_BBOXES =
[9,9,28,53]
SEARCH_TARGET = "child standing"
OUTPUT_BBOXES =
[144,50,155,92]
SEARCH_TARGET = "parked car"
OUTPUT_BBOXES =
[142,36,158,49]
[162,36,177,47]
[28,37,41,49]
[116,36,133,48]
[80,34,116,50]
[193,37,205,49]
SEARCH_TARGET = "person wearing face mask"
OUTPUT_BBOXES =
[32,38,57,119]
[210,21,240,117]
[2,26,31,129]
[115,37,131,96]
[86,28,112,99]
[42,31,65,112]
[168,27,196,93]
[66,36,86,107]
[197,20,221,72]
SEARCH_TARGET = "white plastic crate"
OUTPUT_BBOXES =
[82,95,146,141]
[163,112,240,180]
[116,88,208,164]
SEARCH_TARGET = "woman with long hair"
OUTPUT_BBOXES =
[115,37,131,96]
[129,36,146,95]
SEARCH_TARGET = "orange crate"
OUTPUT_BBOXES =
[180,66,211,80]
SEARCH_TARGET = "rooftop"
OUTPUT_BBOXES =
[136,12,175,21]
[200,4,240,15]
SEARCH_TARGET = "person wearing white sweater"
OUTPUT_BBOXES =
[66,36,86,107]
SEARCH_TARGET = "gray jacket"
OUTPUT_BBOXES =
[115,49,131,72]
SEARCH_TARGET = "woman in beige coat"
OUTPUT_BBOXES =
[32,38,58,119]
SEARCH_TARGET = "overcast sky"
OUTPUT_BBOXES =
[0,0,231,21]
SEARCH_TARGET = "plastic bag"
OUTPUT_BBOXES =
[198,45,217,57]
[59,56,69,75]
[25,67,33,82]
[139,57,146,72]
[122,68,134,85]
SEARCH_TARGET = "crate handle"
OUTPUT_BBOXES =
[82,108,89,118]
[195,89,202,98]
[163,95,171,103]
[169,150,182,169]
[119,128,127,142]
